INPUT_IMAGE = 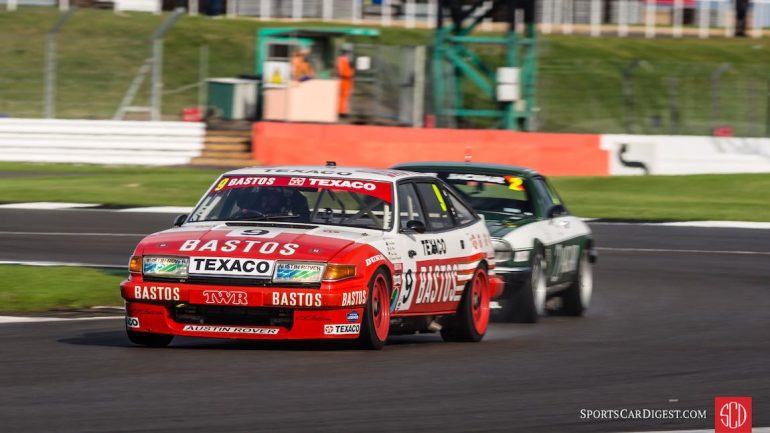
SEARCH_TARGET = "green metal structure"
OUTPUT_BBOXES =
[433,0,537,130]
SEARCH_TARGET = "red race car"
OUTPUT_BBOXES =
[121,165,501,349]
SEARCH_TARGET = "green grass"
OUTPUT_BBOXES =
[551,173,770,221]
[1,162,769,221]
[0,162,221,206]
[1,8,768,135]
[0,265,124,313]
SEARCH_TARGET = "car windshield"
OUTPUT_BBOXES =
[187,175,394,230]
[436,172,534,219]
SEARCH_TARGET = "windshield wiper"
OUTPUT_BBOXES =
[233,214,302,222]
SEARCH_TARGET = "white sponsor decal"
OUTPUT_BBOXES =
[324,324,361,335]
[226,228,283,239]
[307,178,376,191]
[447,173,506,184]
[271,292,322,307]
[415,263,460,304]
[365,254,385,266]
[342,290,367,307]
[182,325,279,335]
[179,239,298,255]
[189,257,274,277]
[226,176,275,187]
[202,290,248,305]
[288,177,306,186]
[126,316,140,328]
[262,168,353,176]
[134,285,180,301]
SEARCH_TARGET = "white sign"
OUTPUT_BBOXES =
[263,61,291,88]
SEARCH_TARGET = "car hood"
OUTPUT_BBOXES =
[135,222,380,262]
[483,215,539,238]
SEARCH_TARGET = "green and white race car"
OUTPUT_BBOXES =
[393,162,596,322]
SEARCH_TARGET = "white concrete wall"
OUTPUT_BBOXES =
[0,119,205,166]
[602,134,770,175]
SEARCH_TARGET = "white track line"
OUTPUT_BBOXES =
[657,221,770,229]
[598,247,770,256]
[0,316,122,324]
[0,231,145,237]
[0,260,123,268]
[0,202,98,210]
[117,206,192,213]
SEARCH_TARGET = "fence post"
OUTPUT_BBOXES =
[151,9,185,121]
[590,0,601,37]
[7,0,17,11]
[725,0,734,37]
[352,0,360,24]
[198,45,209,114]
[542,0,553,34]
[227,0,237,18]
[645,0,656,38]
[59,0,69,11]
[413,46,426,127]
[752,0,763,38]
[260,0,271,20]
[669,76,680,134]
[623,59,645,134]
[323,0,332,20]
[563,0,573,34]
[710,62,732,130]
[698,0,709,38]
[43,8,76,119]
[427,0,437,28]
[673,0,683,37]
[766,80,770,136]
[292,0,301,20]
[405,0,416,28]
[618,0,628,37]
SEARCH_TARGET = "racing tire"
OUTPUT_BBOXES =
[357,269,391,350]
[559,248,593,316]
[126,330,174,347]
[441,265,490,343]
[498,249,546,323]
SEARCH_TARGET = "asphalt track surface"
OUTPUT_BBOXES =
[1,208,768,433]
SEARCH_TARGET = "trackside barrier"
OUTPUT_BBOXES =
[252,122,608,176]
[0,119,205,166]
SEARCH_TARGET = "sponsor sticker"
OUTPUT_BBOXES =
[273,262,324,283]
[182,325,279,335]
[188,257,274,277]
[226,228,283,239]
[134,285,180,301]
[324,324,361,335]
[143,257,187,277]
[447,173,506,184]
[346,311,360,323]
[504,176,525,192]
[365,254,385,266]
[715,397,752,433]
[342,290,367,307]
[179,239,298,255]
[208,175,392,203]
[271,291,323,307]
[202,290,248,305]
[125,316,140,328]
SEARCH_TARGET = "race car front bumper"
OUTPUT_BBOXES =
[121,277,367,340]
[492,266,531,299]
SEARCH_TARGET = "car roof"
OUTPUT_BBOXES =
[224,165,430,183]
[392,161,541,178]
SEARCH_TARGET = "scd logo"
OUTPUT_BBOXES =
[715,396,752,433]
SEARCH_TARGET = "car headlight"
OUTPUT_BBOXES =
[142,256,189,278]
[273,261,326,284]
[491,238,513,264]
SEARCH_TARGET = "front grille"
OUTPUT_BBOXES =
[145,275,320,289]
[172,304,293,328]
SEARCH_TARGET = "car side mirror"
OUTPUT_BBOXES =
[173,214,188,227]
[404,220,426,234]
[546,204,566,219]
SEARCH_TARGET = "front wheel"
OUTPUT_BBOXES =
[357,269,391,350]
[126,330,174,347]
[498,249,546,323]
[560,249,593,316]
[441,266,490,342]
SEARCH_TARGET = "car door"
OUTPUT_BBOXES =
[393,180,467,314]
[532,176,581,286]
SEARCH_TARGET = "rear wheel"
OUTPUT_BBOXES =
[126,330,173,347]
[441,266,490,342]
[357,269,391,350]
[498,249,546,323]
[560,249,593,316]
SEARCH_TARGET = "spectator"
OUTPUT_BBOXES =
[336,45,355,117]
[291,47,315,81]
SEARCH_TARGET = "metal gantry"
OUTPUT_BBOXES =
[432,0,537,130]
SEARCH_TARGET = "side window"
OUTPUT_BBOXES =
[444,187,476,226]
[543,178,565,206]
[415,182,455,231]
[397,183,425,230]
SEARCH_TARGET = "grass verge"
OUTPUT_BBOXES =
[1,162,769,221]
[0,265,124,313]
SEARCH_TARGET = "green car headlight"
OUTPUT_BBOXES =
[142,256,189,278]
[491,238,513,264]
[272,261,325,284]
